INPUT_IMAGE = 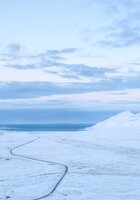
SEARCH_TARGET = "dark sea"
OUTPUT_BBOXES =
[0,124,93,132]
[0,110,120,132]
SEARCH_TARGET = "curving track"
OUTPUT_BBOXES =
[9,135,68,200]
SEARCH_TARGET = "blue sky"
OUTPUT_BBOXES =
[0,0,140,121]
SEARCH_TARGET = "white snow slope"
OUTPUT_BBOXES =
[1,111,140,200]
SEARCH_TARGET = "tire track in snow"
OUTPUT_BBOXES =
[9,135,68,200]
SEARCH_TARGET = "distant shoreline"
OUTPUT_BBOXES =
[0,123,94,132]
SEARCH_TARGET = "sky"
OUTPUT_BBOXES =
[0,0,140,122]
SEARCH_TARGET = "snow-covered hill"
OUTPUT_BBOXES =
[89,111,140,129]
[86,111,140,140]
[1,111,140,200]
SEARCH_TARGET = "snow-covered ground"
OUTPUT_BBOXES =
[1,111,140,200]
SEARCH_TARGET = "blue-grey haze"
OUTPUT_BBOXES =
[0,109,118,124]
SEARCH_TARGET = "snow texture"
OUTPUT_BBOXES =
[1,111,140,199]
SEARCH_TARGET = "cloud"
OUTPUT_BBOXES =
[0,81,103,99]
[98,23,140,48]
[82,0,140,48]
[0,44,117,80]
[7,43,21,52]
[0,43,140,87]
[0,45,78,63]
[92,0,139,14]
[0,43,22,61]
[1,73,140,100]
[0,88,140,112]
[50,64,115,79]
[100,0,140,48]
[47,48,78,55]
[0,45,79,69]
